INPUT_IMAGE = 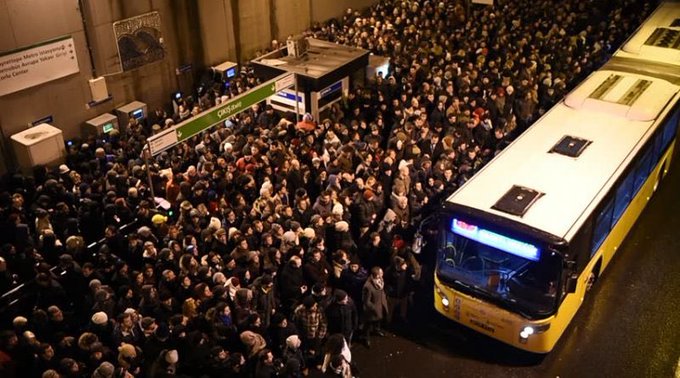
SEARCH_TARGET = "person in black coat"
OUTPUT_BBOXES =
[384,256,415,324]
[278,256,307,315]
[325,290,358,345]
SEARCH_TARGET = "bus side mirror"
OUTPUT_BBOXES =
[412,232,423,254]
[566,273,578,293]
[564,261,578,293]
[413,214,438,254]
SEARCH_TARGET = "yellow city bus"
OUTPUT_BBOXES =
[432,2,680,353]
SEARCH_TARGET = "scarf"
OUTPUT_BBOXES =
[372,277,384,290]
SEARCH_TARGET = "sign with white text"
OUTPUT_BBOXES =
[148,127,179,156]
[0,36,80,97]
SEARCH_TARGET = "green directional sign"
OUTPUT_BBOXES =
[175,74,290,142]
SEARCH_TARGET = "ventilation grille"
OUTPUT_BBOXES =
[618,79,652,106]
[589,74,622,100]
[588,75,652,106]
[492,186,544,217]
[644,27,680,49]
[549,136,592,158]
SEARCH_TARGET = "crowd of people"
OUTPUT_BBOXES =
[0,0,656,377]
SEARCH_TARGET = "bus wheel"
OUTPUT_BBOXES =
[586,273,596,291]
[653,172,662,193]
[653,160,668,193]
[587,260,602,292]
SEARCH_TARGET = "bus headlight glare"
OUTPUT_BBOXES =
[441,297,450,307]
[435,285,450,308]
[519,326,535,340]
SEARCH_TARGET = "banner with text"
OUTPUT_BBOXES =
[0,36,80,97]
[175,73,294,142]
[147,73,295,156]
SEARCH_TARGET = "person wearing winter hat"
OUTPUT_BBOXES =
[41,369,60,378]
[151,214,167,225]
[165,349,179,364]
[92,361,115,378]
[91,311,108,326]
[149,349,179,377]
[282,333,306,375]
[240,330,266,357]
[282,230,298,245]
[58,357,80,376]
[335,221,350,233]
[117,343,139,375]
[301,227,316,240]
[331,203,344,217]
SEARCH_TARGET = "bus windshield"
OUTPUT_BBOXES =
[436,219,561,318]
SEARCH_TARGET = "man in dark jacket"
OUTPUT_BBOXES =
[325,290,359,345]
[303,249,331,287]
[278,256,307,315]
[361,267,388,347]
[251,274,277,328]
[384,256,414,324]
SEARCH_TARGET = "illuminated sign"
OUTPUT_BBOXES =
[102,123,114,133]
[132,109,144,120]
[451,219,540,261]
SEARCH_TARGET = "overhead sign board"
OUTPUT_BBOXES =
[174,73,295,142]
[319,80,343,98]
[275,73,295,92]
[148,73,296,155]
[0,35,80,97]
[148,127,179,155]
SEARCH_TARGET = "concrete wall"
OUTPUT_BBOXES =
[273,0,311,41]
[0,0,199,144]
[197,0,237,66]
[237,0,273,61]
[0,0,96,143]
[310,0,378,23]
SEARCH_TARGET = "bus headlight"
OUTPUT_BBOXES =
[519,323,550,343]
[441,296,450,307]
[435,285,450,309]
[519,326,534,339]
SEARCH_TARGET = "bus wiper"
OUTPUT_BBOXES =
[454,279,484,295]
[453,279,471,289]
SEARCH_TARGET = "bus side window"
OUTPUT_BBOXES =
[591,199,614,256]
[612,171,635,225]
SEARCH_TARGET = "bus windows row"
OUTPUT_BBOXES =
[590,105,680,256]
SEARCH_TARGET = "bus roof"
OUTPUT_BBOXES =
[617,1,680,66]
[445,70,678,241]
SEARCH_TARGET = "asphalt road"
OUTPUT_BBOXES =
[352,153,680,378]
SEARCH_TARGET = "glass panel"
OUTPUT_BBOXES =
[591,200,614,255]
[437,219,560,317]
[661,107,679,150]
[612,172,634,224]
[653,131,663,163]
[451,219,540,261]
[633,149,652,194]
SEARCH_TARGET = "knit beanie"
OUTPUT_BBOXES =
[165,349,179,364]
[92,362,115,378]
[285,334,301,349]
[118,343,137,359]
[91,312,108,325]
[240,331,266,356]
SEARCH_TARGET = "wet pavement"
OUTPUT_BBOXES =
[352,156,680,378]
